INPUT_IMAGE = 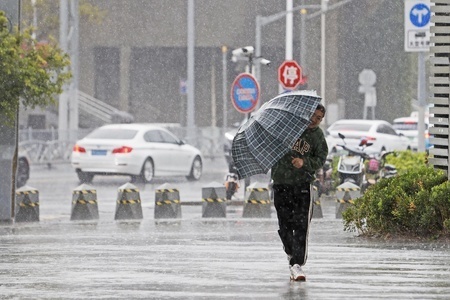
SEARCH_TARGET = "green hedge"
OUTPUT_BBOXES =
[343,166,449,238]
[385,150,427,175]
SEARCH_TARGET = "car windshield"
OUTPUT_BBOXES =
[393,123,418,131]
[328,123,372,132]
[393,122,428,131]
[86,129,138,139]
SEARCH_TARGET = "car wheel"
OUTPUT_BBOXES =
[77,170,94,183]
[137,158,154,183]
[16,158,30,188]
[186,156,202,181]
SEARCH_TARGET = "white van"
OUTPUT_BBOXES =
[392,116,431,151]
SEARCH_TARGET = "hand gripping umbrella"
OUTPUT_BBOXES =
[231,90,322,179]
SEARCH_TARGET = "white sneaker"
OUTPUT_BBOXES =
[290,264,306,281]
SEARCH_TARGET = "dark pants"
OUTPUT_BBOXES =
[273,183,313,266]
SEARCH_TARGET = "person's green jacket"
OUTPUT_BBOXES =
[271,127,328,185]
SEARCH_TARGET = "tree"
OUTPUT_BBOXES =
[21,0,105,42]
[0,10,71,125]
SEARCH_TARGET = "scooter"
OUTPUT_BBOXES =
[336,133,372,187]
[224,161,240,201]
[361,150,398,192]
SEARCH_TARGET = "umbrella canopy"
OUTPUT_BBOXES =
[231,90,322,179]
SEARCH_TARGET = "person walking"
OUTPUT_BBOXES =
[270,103,328,281]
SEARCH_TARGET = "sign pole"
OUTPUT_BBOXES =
[418,51,426,152]
[404,0,431,153]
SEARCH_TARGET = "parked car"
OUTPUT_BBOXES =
[17,151,30,188]
[327,119,412,154]
[71,123,203,183]
[392,116,431,151]
[325,130,339,155]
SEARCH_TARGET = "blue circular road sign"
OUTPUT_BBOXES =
[230,73,260,114]
[409,3,431,28]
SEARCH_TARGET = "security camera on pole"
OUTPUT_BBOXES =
[230,46,272,115]
[230,46,260,118]
[231,46,271,111]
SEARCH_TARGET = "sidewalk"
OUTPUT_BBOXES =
[0,194,449,299]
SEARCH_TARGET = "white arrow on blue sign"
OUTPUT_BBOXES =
[410,3,431,27]
[230,73,260,114]
[404,0,431,52]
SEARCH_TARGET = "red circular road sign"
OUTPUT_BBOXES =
[278,60,303,90]
[230,73,260,114]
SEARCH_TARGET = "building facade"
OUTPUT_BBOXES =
[74,0,413,128]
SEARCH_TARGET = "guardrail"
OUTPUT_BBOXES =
[19,140,73,167]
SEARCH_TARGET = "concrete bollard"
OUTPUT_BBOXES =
[115,182,143,220]
[311,185,323,219]
[242,182,271,218]
[335,182,361,219]
[202,181,227,218]
[154,183,181,219]
[71,184,99,221]
[15,185,39,222]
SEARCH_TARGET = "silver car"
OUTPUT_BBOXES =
[71,123,203,183]
[327,119,412,153]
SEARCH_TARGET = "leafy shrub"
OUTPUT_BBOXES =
[0,11,71,125]
[331,155,340,190]
[343,166,449,237]
[385,150,427,175]
[429,181,450,234]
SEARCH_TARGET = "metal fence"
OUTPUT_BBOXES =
[18,126,230,166]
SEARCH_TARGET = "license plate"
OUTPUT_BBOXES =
[91,150,107,156]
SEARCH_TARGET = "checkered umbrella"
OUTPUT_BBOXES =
[231,90,322,179]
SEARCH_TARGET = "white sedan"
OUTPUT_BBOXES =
[71,123,203,183]
[327,119,412,153]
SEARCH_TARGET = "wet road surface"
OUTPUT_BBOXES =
[0,161,449,299]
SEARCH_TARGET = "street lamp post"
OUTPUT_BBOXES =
[254,4,321,98]
[306,0,354,126]
[300,0,307,68]
[69,0,79,142]
[222,46,228,132]
[59,0,69,142]
[187,0,195,143]
[283,0,294,95]
[321,0,328,125]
